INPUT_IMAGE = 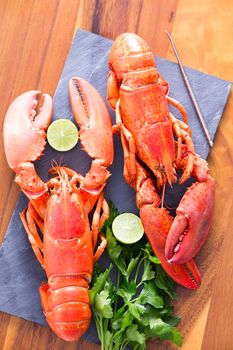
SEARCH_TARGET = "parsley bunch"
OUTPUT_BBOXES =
[90,203,182,350]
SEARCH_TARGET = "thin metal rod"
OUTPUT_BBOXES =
[164,30,213,147]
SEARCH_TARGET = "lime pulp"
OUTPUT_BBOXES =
[47,119,79,152]
[112,213,144,244]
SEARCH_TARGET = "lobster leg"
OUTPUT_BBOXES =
[20,205,44,268]
[169,113,194,183]
[114,100,137,186]
[99,199,110,229]
[26,201,44,233]
[91,192,108,262]
[94,233,107,263]
[91,192,109,248]
[158,75,169,95]
[107,71,120,109]
[166,96,188,124]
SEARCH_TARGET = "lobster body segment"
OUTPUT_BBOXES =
[120,84,176,184]
[108,33,215,288]
[40,172,94,341]
[44,180,93,279]
[3,78,114,341]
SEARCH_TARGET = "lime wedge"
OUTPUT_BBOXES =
[112,213,144,244]
[47,119,79,152]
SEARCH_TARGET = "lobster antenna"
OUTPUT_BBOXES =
[161,182,166,209]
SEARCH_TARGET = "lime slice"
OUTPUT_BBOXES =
[112,213,144,244]
[47,119,79,152]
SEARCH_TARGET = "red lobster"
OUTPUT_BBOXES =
[3,78,113,341]
[107,33,215,288]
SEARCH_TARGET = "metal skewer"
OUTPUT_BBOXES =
[164,30,213,147]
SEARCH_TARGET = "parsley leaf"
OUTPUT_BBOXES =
[89,264,113,303]
[141,260,156,282]
[142,244,161,265]
[94,290,113,318]
[118,278,136,301]
[126,324,146,346]
[146,318,183,346]
[139,281,164,309]
[106,226,127,276]
[128,302,146,320]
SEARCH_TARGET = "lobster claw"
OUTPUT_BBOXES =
[3,90,53,172]
[69,77,114,167]
[68,77,114,213]
[3,91,53,218]
[165,175,216,264]
[140,205,201,289]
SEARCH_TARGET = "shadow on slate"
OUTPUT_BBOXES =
[0,29,231,344]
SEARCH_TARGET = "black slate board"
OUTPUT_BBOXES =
[0,29,231,344]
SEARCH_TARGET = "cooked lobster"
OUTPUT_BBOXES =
[107,32,215,288]
[3,78,113,341]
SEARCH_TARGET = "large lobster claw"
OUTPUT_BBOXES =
[68,77,114,213]
[3,90,53,218]
[165,175,216,264]
[135,161,201,289]
[69,77,113,167]
[3,91,53,172]
[140,202,201,289]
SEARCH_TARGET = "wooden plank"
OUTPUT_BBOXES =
[167,0,233,81]
[201,90,233,350]
[168,1,233,349]
[75,0,178,55]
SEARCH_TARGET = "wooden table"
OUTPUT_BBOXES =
[0,1,232,349]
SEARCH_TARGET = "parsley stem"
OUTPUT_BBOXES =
[114,269,120,316]
[93,314,104,349]
[136,280,144,289]
[120,339,128,349]
[134,255,146,284]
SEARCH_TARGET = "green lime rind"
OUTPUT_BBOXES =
[47,119,79,152]
[112,213,144,244]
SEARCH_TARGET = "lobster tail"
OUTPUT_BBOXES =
[40,276,91,341]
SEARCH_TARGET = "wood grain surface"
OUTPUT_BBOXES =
[0,1,232,349]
